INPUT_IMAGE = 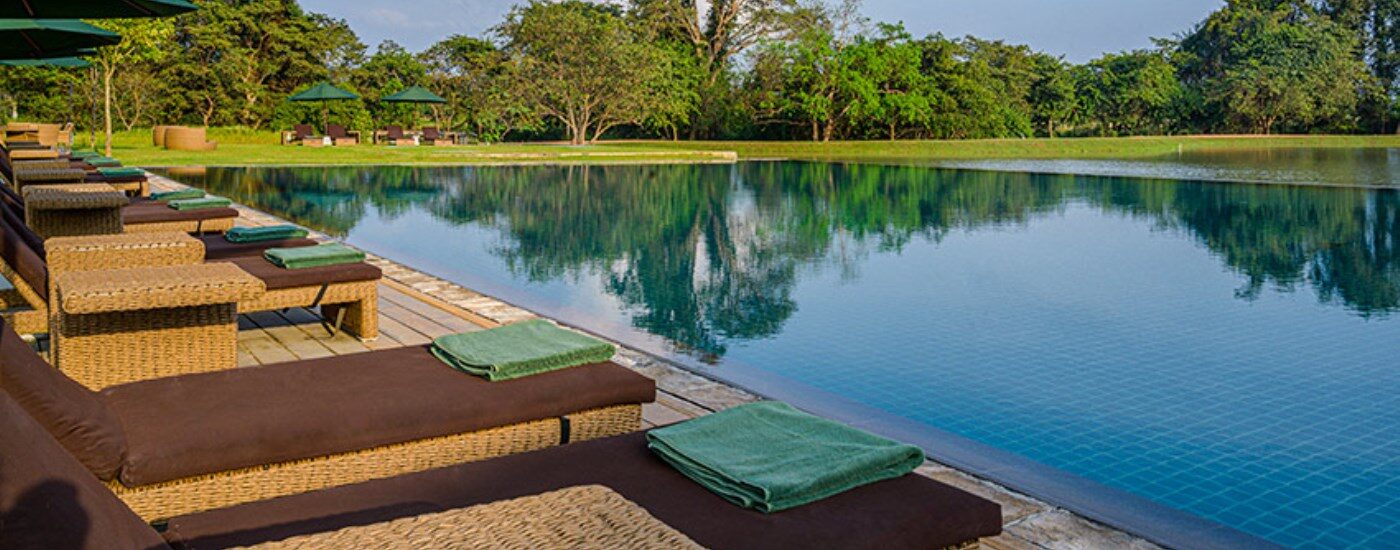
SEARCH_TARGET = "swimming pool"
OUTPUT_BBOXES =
[165,162,1399,548]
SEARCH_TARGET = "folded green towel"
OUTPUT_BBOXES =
[168,196,232,211]
[150,188,205,201]
[430,319,615,381]
[69,150,100,159]
[264,243,364,270]
[96,167,145,178]
[647,401,925,513]
[85,157,121,167]
[225,224,309,243]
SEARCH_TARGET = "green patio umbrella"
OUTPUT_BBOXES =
[381,86,447,104]
[0,19,119,60]
[0,55,90,68]
[0,0,198,18]
[288,81,359,133]
[381,85,446,129]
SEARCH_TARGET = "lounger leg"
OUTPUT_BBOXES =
[322,297,377,341]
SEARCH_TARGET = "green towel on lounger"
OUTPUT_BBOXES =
[69,150,100,159]
[646,401,925,513]
[86,157,121,167]
[264,243,364,270]
[225,224,309,243]
[150,188,205,201]
[430,319,615,381]
[167,196,231,210]
[96,167,145,178]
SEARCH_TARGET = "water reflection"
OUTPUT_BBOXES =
[167,162,1399,356]
[941,147,1400,187]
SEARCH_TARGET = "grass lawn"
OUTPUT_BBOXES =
[643,134,1400,162]
[83,128,1400,167]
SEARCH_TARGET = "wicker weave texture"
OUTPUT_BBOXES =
[23,184,128,238]
[13,168,85,193]
[54,303,241,389]
[24,183,128,208]
[112,404,641,521]
[123,217,235,235]
[243,281,379,340]
[12,159,71,171]
[8,148,58,160]
[46,232,205,276]
[164,127,217,151]
[239,485,705,550]
[57,264,264,314]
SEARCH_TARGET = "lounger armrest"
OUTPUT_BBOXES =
[56,263,264,315]
[0,287,28,309]
[46,232,205,274]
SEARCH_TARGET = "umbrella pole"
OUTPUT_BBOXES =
[322,100,328,134]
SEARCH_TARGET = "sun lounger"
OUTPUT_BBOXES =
[421,126,453,146]
[0,376,999,550]
[0,211,366,344]
[0,183,238,235]
[0,317,654,524]
[326,123,360,146]
[379,124,413,145]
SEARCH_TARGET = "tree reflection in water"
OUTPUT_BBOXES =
[173,162,1399,358]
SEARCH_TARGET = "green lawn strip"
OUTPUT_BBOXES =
[81,130,1400,167]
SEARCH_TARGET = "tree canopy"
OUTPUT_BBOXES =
[3,0,1398,142]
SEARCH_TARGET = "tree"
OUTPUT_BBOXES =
[91,18,173,155]
[843,23,936,140]
[633,0,806,137]
[1179,0,1374,133]
[352,41,428,127]
[1028,54,1076,137]
[497,1,671,144]
[1075,50,1182,135]
[421,35,535,142]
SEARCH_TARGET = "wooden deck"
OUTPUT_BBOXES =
[233,285,702,429]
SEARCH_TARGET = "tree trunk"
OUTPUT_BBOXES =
[1048,119,1055,139]
[103,67,113,157]
[810,120,819,141]
[889,122,897,141]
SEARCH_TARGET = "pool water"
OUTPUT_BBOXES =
[164,162,1400,548]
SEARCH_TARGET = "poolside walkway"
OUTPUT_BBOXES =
[149,174,1161,550]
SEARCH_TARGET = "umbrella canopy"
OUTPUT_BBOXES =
[0,0,197,18]
[288,82,360,133]
[380,85,445,104]
[0,19,119,60]
[381,85,446,104]
[0,55,89,68]
[289,82,359,102]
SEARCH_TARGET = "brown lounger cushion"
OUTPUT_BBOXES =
[0,392,170,550]
[223,255,381,290]
[162,432,1002,550]
[100,345,655,486]
[198,234,318,261]
[0,208,48,299]
[121,201,238,225]
[0,320,127,479]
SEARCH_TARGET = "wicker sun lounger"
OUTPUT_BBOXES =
[0,211,372,345]
[0,320,654,524]
[0,182,238,235]
[0,383,1000,550]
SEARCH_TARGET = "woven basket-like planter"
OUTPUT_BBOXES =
[110,403,642,521]
[163,127,217,151]
[152,125,172,147]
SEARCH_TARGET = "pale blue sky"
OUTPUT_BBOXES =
[301,0,1224,62]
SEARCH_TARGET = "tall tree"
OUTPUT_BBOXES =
[91,19,174,155]
[1075,49,1182,135]
[421,35,535,142]
[1028,54,1077,137]
[498,1,672,144]
[633,0,804,137]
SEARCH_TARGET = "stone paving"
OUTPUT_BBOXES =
[148,173,1165,550]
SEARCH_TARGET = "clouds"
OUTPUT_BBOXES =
[303,0,1221,62]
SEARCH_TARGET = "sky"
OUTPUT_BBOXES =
[300,0,1225,63]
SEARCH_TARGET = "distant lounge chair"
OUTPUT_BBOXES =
[326,123,360,146]
[421,126,454,146]
[380,124,414,146]
[285,123,319,146]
